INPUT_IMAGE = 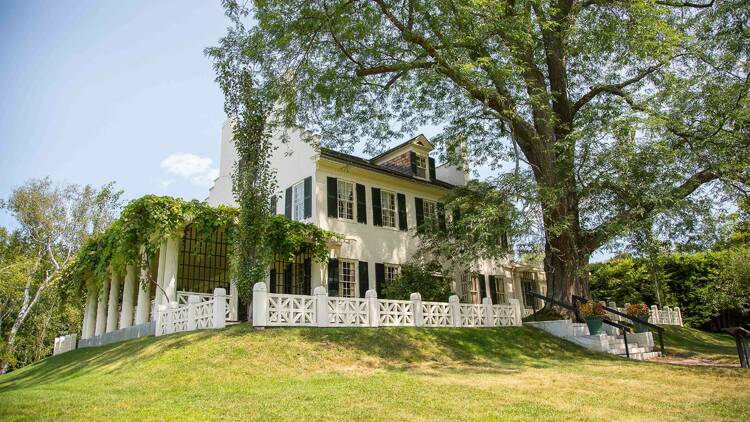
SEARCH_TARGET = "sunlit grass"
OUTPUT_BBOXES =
[0,325,747,421]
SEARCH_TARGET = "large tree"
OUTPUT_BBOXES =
[213,0,749,304]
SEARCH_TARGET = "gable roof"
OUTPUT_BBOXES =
[319,147,454,189]
[370,134,434,162]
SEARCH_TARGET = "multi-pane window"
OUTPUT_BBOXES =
[381,190,397,228]
[521,272,536,308]
[423,200,437,224]
[339,260,357,298]
[292,181,305,221]
[384,264,400,285]
[493,277,506,304]
[337,180,354,220]
[459,272,479,304]
[415,154,427,179]
[271,252,312,295]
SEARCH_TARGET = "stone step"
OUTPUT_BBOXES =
[627,351,661,361]
[609,346,646,355]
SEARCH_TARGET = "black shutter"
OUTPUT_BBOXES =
[371,187,382,226]
[489,275,497,303]
[479,274,487,300]
[269,195,277,215]
[269,268,276,293]
[397,193,407,231]
[410,151,418,175]
[452,207,461,224]
[284,263,292,294]
[303,257,312,295]
[327,177,338,218]
[375,263,385,297]
[303,176,312,219]
[358,261,369,298]
[437,202,446,231]
[327,258,339,297]
[428,157,436,182]
[356,183,367,224]
[415,197,424,230]
[284,186,292,219]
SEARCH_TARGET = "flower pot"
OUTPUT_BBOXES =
[633,318,651,333]
[585,316,604,335]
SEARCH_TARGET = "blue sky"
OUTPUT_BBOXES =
[0,0,230,227]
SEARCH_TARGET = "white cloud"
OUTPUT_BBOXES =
[160,153,219,187]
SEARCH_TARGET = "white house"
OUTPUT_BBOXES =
[208,120,546,314]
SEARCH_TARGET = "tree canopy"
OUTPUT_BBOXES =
[211,0,749,304]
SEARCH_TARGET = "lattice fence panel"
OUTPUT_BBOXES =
[422,302,453,327]
[328,297,369,326]
[266,294,316,326]
[378,299,414,326]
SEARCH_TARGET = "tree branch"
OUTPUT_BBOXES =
[355,60,436,77]
[572,63,663,117]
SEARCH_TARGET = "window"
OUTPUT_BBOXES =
[292,181,305,221]
[337,180,354,220]
[384,264,399,285]
[270,251,312,295]
[414,154,427,179]
[177,225,229,295]
[381,190,397,228]
[423,200,437,225]
[339,260,357,298]
[493,277,506,304]
[521,272,536,308]
[459,272,479,304]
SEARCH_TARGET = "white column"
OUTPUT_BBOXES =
[135,257,152,325]
[82,283,98,339]
[509,298,522,326]
[163,237,180,305]
[94,279,110,336]
[411,293,423,327]
[155,243,168,306]
[213,288,226,329]
[482,297,494,327]
[314,286,329,327]
[366,289,379,327]
[252,282,268,328]
[119,265,137,329]
[106,271,121,333]
[449,295,461,327]
[674,307,683,326]
[187,295,200,331]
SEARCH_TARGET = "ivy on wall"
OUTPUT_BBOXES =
[60,195,338,298]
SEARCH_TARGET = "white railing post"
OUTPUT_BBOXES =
[366,289,379,327]
[509,298,522,326]
[252,282,268,328]
[410,293,423,327]
[650,305,659,324]
[449,295,461,327]
[187,295,200,331]
[213,288,226,330]
[482,297,494,327]
[674,307,683,326]
[314,286,329,327]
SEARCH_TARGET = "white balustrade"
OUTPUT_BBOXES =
[155,288,227,336]
[177,291,232,321]
[328,297,369,327]
[378,299,414,326]
[53,334,77,355]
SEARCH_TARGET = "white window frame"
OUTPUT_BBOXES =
[414,154,428,179]
[384,264,400,285]
[337,180,354,221]
[380,190,397,228]
[423,199,437,224]
[339,259,357,298]
[292,181,305,221]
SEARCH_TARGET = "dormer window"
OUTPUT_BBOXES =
[414,154,427,179]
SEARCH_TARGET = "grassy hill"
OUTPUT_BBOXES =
[0,325,748,421]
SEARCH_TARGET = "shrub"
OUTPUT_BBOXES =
[381,262,452,302]
[578,301,605,318]
[625,303,650,320]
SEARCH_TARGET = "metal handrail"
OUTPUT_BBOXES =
[528,291,632,358]
[572,294,666,356]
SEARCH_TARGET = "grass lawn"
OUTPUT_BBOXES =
[660,325,740,364]
[0,325,748,421]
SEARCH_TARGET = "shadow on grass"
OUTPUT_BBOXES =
[662,326,738,360]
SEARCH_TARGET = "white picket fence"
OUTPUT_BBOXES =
[53,334,77,356]
[155,288,227,336]
[601,301,683,326]
[252,282,523,328]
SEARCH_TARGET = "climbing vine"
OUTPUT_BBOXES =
[60,195,337,299]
